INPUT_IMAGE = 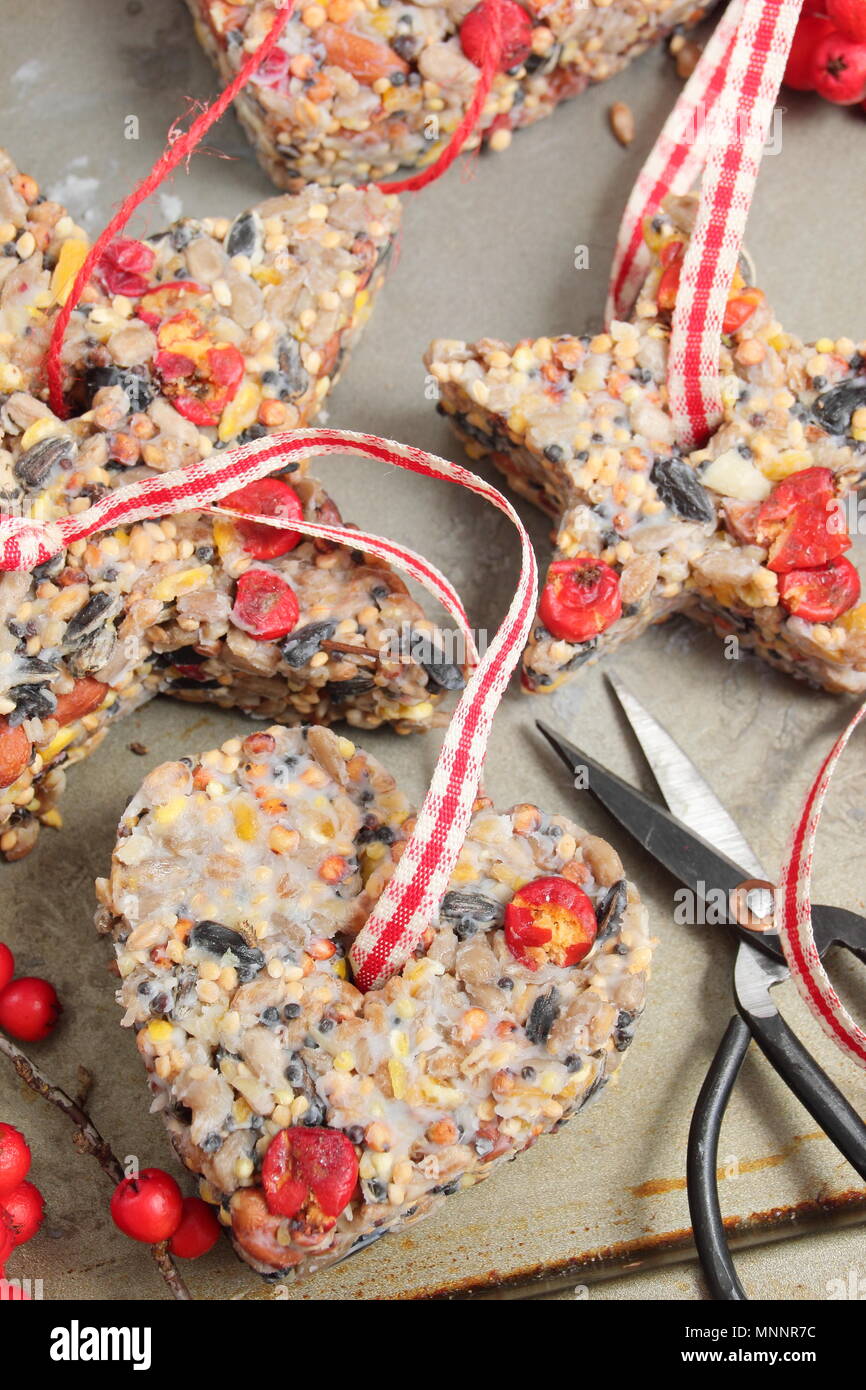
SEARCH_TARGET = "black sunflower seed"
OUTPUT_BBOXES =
[326,676,375,701]
[86,365,154,414]
[14,436,75,490]
[187,921,265,983]
[440,891,504,939]
[595,879,628,945]
[812,379,866,436]
[524,987,560,1045]
[650,457,716,524]
[65,591,116,642]
[280,619,336,668]
[7,683,57,726]
[225,210,260,259]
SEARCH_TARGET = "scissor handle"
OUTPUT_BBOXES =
[741,1003,866,1182]
[687,1014,750,1301]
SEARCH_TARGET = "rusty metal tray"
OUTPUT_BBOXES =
[2,0,866,1301]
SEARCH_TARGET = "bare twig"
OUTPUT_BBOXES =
[0,1033,191,1301]
[321,639,381,663]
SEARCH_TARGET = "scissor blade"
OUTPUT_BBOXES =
[734,941,788,1019]
[537,720,787,965]
[536,719,744,894]
[606,672,767,880]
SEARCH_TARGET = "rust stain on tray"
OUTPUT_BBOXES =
[409,1185,866,1299]
[628,1131,825,1198]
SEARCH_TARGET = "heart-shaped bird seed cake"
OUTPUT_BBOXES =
[97,723,651,1280]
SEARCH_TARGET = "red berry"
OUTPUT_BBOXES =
[0,977,62,1041]
[231,568,300,642]
[812,31,866,103]
[784,14,835,90]
[110,1168,183,1244]
[2,1181,44,1247]
[459,0,533,72]
[538,556,622,643]
[0,943,13,992]
[97,238,156,299]
[0,1126,30,1199]
[168,1196,221,1259]
[778,555,861,622]
[222,477,304,560]
[262,1127,358,1233]
[0,1208,15,1265]
[505,876,598,971]
[755,468,851,573]
[827,0,866,41]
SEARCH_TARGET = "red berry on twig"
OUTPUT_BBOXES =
[0,977,62,1041]
[168,1196,221,1259]
[0,1126,31,1199]
[1,1181,44,1247]
[110,1168,183,1244]
[812,31,866,103]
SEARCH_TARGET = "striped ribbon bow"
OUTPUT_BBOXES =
[0,428,537,993]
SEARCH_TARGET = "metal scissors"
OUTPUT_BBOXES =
[537,674,866,1301]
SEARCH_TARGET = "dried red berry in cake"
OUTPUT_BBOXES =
[262,1127,359,1231]
[505,876,598,970]
[231,569,301,642]
[222,478,304,559]
[539,558,622,643]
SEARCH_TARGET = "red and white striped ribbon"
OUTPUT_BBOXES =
[777,704,866,1070]
[609,0,866,1063]
[605,0,743,325]
[607,0,801,447]
[0,428,537,992]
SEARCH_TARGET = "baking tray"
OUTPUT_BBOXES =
[2,0,866,1301]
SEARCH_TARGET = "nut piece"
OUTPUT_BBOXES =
[609,102,635,147]
[674,40,702,80]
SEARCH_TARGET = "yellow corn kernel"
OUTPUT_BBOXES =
[40,726,78,762]
[20,417,66,452]
[390,1029,409,1058]
[218,382,260,442]
[151,566,212,603]
[50,238,89,305]
[39,808,63,829]
[146,1019,174,1043]
[0,364,24,392]
[233,800,258,842]
[399,701,433,722]
[394,996,415,1021]
[333,1051,355,1072]
[840,603,866,633]
[388,1058,406,1100]
[418,1076,462,1108]
[252,266,282,286]
[154,795,187,826]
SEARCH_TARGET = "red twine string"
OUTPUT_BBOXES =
[44,0,510,415]
[45,1,295,418]
[373,1,504,196]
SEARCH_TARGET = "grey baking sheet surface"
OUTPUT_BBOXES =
[2,0,866,1302]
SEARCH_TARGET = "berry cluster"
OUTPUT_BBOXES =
[0,1125,44,1300]
[111,1169,220,1260]
[785,0,866,104]
[0,942,61,1042]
